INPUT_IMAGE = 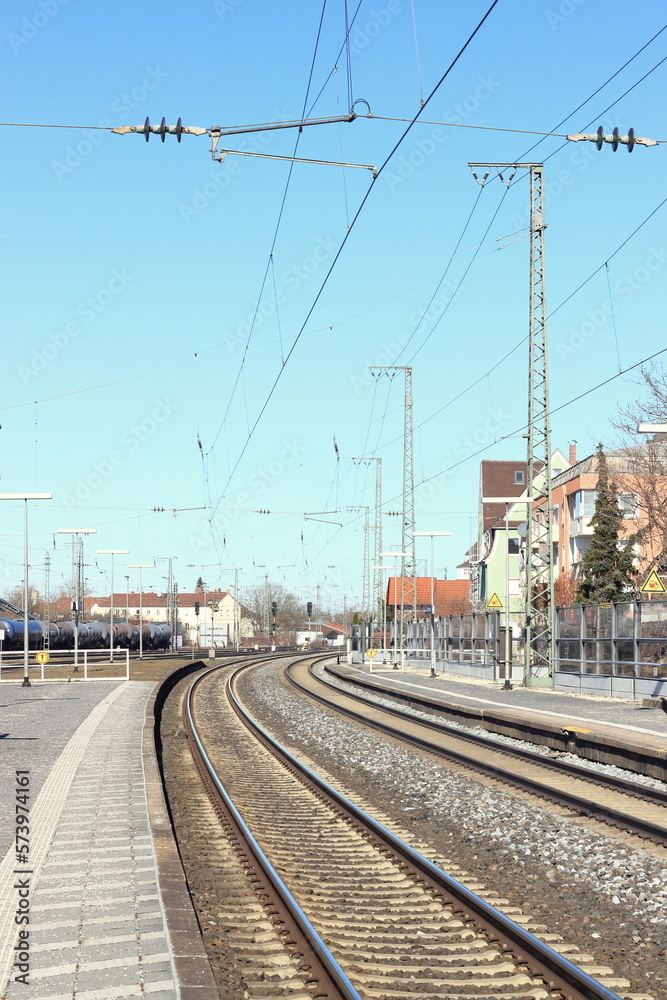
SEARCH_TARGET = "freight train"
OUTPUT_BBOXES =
[0,618,172,652]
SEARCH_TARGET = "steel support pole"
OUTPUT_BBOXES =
[23,502,29,687]
[369,368,415,661]
[110,554,115,662]
[469,163,554,686]
[524,164,554,685]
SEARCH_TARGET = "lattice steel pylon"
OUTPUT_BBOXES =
[469,162,554,684]
[346,505,370,618]
[352,457,383,618]
[369,367,416,649]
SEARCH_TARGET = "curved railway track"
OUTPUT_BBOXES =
[285,662,667,847]
[283,658,667,847]
[178,655,638,1000]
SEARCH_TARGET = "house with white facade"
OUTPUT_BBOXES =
[88,589,251,647]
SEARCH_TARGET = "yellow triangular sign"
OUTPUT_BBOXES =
[640,570,666,594]
[486,592,503,609]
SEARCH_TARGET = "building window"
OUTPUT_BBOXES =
[508,537,520,555]
[618,493,639,518]
[570,490,597,519]
[514,470,524,484]
[583,489,597,516]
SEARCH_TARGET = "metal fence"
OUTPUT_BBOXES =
[556,600,667,678]
[406,612,500,664]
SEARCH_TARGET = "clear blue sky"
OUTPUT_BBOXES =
[1,0,665,609]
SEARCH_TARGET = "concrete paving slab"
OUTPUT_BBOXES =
[0,682,179,1000]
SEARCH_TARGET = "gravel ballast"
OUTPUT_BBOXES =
[236,659,667,1000]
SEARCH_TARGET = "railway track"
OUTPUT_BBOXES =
[284,658,667,847]
[174,655,643,1000]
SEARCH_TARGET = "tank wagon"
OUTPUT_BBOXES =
[0,618,171,652]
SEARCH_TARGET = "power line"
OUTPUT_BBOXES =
[211,0,502,508]
[364,189,667,461]
[309,343,667,562]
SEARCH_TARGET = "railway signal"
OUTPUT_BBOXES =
[271,601,277,616]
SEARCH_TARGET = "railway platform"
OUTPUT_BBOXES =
[328,661,667,780]
[0,676,217,1000]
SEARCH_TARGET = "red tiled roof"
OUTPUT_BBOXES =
[386,578,471,615]
[91,590,229,608]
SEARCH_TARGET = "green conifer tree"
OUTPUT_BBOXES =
[575,444,637,604]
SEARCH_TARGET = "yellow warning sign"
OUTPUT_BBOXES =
[366,648,377,658]
[640,570,666,594]
[486,593,504,609]
[35,651,49,664]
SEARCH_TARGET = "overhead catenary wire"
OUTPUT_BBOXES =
[205,0,331,460]
[210,0,503,516]
[409,0,425,108]
[355,29,667,475]
[605,262,622,374]
[167,179,667,519]
[351,189,667,474]
[304,343,667,562]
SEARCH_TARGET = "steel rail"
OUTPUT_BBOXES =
[226,654,625,1000]
[318,663,667,804]
[184,660,364,1000]
[285,660,667,845]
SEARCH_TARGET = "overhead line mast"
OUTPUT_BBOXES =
[352,457,383,618]
[469,163,553,686]
[369,367,416,650]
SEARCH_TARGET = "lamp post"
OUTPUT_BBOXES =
[482,497,535,684]
[57,528,97,672]
[125,575,130,620]
[97,549,128,662]
[373,563,397,663]
[413,531,451,677]
[128,564,153,659]
[0,494,52,687]
[381,552,410,668]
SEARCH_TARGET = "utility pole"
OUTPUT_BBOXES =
[58,527,97,673]
[220,567,240,650]
[43,551,51,650]
[155,556,177,650]
[469,163,553,685]
[98,549,129,662]
[352,457,383,619]
[346,505,370,619]
[369,367,416,658]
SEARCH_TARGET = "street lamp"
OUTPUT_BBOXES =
[413,531,451,677]
[381,552,410,669]
[97,550,128,661]
[0,494,52,687]
[373,564,397,663]
[57,527,97,672]
[128,564,154,659]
